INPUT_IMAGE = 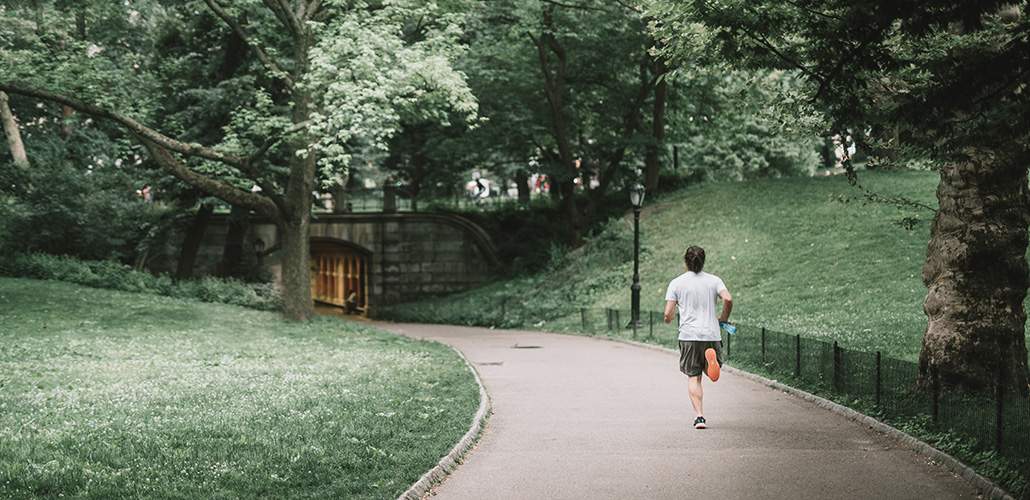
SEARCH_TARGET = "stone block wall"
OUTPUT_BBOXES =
[155,212,497,312]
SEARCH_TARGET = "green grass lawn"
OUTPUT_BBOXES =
[0,277,479,499]
[384,170,991,361]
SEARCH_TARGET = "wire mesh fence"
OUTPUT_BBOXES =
[485,300,1030,484]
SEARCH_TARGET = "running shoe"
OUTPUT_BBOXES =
[693,416,707,429]
[705,347,721,382]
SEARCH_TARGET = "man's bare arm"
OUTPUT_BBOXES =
[664,300,677,324]
[718,289,733,323]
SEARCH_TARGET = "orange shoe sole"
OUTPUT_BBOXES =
[705,348,720,382]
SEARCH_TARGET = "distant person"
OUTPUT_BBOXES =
[136,184,153,202]
[344,291,359,314]
[664,245,733,430]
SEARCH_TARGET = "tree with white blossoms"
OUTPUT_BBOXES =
[0,0,478,320]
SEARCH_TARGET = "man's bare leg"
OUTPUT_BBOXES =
[688,375,704,417]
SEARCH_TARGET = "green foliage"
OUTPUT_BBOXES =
[305,0,478,181]
[0,277,479,499]
[0,154,168,262]
[669,70,822,181]
[0,253,282,311]
[648,0,1030,166]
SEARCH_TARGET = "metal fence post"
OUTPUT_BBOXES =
[580,308,587,333]
[761,327,766,364]
[648,311,654,339]
[996,362,1005,451]
[875,351,882,407]
[606,309,612,331]
[725,329,731,359]
[794,334,801,378]
[614,310,621,334]
[632,317,637,339]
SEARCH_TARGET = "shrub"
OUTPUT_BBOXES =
[0,155,175,263]
[0,253,281,310]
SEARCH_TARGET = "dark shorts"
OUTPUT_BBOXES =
[679,340,723,377]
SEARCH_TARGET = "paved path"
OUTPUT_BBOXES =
[375,322,978,500]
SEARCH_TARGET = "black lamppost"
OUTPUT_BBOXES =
[629,183,645,328]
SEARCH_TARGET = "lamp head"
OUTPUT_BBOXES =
[629,183,645,208]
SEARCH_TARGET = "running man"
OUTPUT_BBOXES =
[664,246,733,430]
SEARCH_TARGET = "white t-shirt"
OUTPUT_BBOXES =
[665,271,728,341]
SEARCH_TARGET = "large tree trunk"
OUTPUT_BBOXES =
[0,91,29,168]
[532,6,582,242]
[279,39,315,322]
[919,147,1030,394]
[279,211,312,321]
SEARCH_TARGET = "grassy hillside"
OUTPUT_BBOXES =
[385,170,964,361]
[0,278,478,499]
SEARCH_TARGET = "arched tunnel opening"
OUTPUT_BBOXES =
[309,239,370,316]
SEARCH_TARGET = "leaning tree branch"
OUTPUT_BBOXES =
[277,0,304,34]
[261,0,303,39]
[139,136,280,218]
[299,0,323,22]
[202,0,295,89]
[1,81,287,217]
[246,119,309,165]
[737,24,826,84]
[612,0,643,14]
[0,83,248,168]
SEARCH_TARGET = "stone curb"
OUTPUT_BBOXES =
[397,344,492,500]
[615,337,1014,500]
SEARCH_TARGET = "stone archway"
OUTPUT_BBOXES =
[309,238,371,315]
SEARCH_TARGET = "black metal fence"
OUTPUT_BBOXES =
[490,303,1030,486]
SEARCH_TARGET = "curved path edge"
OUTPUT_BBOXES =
[617,337,1014,500]
[397,343,492,500]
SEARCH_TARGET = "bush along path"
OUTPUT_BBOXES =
[375,321,981,500]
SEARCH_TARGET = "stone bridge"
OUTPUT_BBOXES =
[161,212,499,313]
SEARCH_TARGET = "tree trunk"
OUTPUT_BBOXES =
[919,147,1030,394]
[219,204,249,277]
[532,6,582,242]
[644,57,667,192]
[279,38,316,321]
[279,212,312,321]
[515,169,530,204]
[557,178,581,244]
[0,91,29,169]
[60,7,86,139]
[176,202,215,280]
